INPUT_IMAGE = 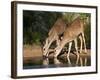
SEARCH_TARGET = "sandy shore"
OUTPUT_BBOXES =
[23,45,42,58]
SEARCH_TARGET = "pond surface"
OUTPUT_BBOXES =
[23,55,91,69]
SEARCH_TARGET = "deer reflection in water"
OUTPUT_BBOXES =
[79,56,88,66]
[43,57,65,68]
[42,55,90,68]
[43,57,49,67]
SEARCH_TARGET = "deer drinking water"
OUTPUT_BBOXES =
[43,16,87,66]
[54,17,87,59]
[43,18,66,57]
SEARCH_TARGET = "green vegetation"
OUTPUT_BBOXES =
[23,10,62,44]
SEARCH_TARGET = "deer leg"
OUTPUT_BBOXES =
[54,40,66,58]
[79,35,83,54]
[67,42,72,65]
[82,32,87,53]
[74,39,79,65]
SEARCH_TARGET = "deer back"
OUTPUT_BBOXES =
[48,18,66,37]
[63,17,84,39]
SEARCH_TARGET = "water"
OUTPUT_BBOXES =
[23,55,91,69]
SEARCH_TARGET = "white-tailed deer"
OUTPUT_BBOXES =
[43,18,66,57]
[54,17,87,59]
